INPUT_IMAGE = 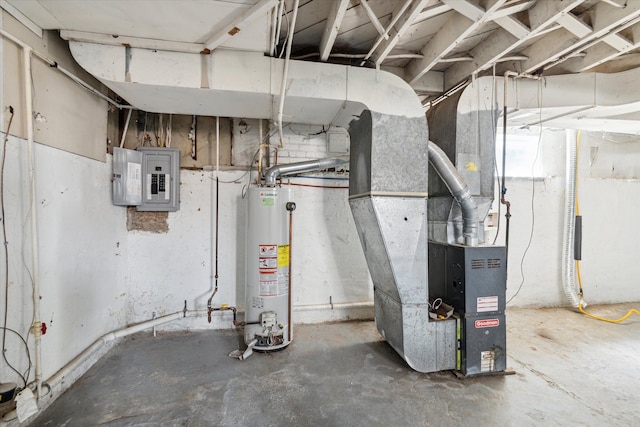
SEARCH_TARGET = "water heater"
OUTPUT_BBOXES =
[245,185,293,350]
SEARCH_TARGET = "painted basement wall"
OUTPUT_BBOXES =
[0,136,128,384]
[493,129,640,307]
[1,14,126,389]
[132,121,370,332]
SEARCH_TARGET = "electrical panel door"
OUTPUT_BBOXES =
[112,147,143,206]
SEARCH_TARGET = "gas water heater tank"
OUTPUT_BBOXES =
[245,185,292,350]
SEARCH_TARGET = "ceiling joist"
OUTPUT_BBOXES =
[371,0,431,66]
[406,0,509,85]
[204,0,276,51]
[319,0,350,61]
[516,0,640,74]
[359,0,388,40]
[442,0,587,91]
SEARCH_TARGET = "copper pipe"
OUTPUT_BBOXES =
[286,201,296,342]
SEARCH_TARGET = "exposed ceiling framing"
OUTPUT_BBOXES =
[4,0,640,107]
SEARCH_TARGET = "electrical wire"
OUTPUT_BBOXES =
[2,106,31,388]
[278,0,291,59]
[491,63,501,245]
[506,80,543,305]
[216,126,280,185]
[0,326,32,387]
[573,130,640,322]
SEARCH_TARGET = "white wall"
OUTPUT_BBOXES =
[1,12,122,389]
[492,129,640,307]
[0,136,129,384]
[129,122,370,331]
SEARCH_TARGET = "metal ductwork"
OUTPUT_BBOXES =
[426,90,498,245]
[427,141,479,247]
[263,157,348,186]
[348,110,455,373]
[68,43,456,373]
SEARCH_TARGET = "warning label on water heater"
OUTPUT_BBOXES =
[259,245,278,258]
[258,244,288,296]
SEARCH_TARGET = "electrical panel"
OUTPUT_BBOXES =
[137,147,180,211]
[112,147,180,212]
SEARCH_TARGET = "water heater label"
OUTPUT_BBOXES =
[278,245,290,267]
[476,296,498,312]
[259,258,278,269]
[259,245,278,258]
[475,318,499,328]
[260,191,277,206]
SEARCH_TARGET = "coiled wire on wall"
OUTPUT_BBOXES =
[571,131,640,323]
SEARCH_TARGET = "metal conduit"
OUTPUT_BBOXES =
[263,157,348,186]
[428,141,479,246]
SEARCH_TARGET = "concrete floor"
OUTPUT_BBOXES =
[31,303,639,426]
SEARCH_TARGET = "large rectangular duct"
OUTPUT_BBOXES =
[348,110,456,373]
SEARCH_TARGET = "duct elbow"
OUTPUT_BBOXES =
[428,141,479,246]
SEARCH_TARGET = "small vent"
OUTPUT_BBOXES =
[488,259,502,269]
[471,259,485,269]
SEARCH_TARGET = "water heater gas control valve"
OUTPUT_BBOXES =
[260,311,277,329]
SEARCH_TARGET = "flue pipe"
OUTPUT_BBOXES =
[263,157,348,186]
[428,141,479,246]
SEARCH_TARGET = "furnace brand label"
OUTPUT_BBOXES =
[476,296,499,313]
[475,318,500,328]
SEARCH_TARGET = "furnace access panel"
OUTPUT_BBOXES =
[112,147,180,212]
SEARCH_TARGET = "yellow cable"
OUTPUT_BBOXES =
[574,130,639,323]
[575,131,581,216]
[579,299,640,323]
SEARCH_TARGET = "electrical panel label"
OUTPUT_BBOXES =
[475,318,499,328]
[481,350,496,372]
[126,162,142,197]
[477,296,499,313]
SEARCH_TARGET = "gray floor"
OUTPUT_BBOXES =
[31,304,640,426]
